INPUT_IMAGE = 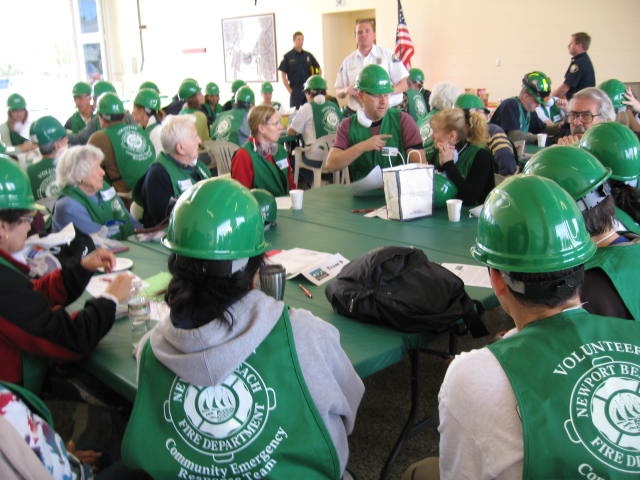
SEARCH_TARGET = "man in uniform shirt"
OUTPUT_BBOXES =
[552,32,595,100]
[278,32,321,109]
[335,19,409,114]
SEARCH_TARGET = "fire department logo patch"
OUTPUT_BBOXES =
[164,362,276,462]
[564,356,640,474]
[570,63,579,74]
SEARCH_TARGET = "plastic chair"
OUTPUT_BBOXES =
[203,140,239,176]
[293,134,343,189]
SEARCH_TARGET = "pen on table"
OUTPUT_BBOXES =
[352,209,375,213]
[298,284,313,298]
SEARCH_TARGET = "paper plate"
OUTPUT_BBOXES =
[98,257,133,273]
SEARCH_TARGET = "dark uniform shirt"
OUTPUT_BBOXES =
[563,52,595,100]
[278,49,320,108]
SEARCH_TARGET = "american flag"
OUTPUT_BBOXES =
[394,0,414,69]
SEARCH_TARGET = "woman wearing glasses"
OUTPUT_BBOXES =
[231,105,296,196]
[0,155,133,391]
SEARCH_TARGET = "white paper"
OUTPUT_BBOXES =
[468,205,484,218]
[441,263,492,289]
[267,248,349,286]
[25,223,76,248]
[348,165,384,196]
[276,196,292,210]
[364,206,389,220]
[86,272,148,298]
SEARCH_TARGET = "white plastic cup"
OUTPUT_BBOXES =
[537,133,548,148]
[290,189,304,210]
[446,199,463,222]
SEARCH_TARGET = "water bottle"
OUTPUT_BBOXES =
[128,280,150,349]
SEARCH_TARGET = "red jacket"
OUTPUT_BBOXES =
[0,250,116,385]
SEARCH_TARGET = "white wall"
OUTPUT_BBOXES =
[102,0,640,106]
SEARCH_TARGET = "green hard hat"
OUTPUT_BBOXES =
[162,177,269,260]
[178,79,201,101]
[598,79,627,111]
[409,68,424,84]
[134,88,161,112]
[523,146,611,209]
[433,174,458,207]
[205,82,220,96]
[578,122,640,181]
[97,92,124,115]
[0,154,43,211]
[470,175,596,273]
[455,93,486,111]
[139,81,160,93]
[92,80,116,98]
[355,64,394,95]
[261,82,273,94]
[304,75,327,91]
[522,71,551,104]
[7,93,26,110]
[235,86,255,105]
[251,188,277,225]
[72,81,91,97]
[231,79,246,93]
[30,116,66,145]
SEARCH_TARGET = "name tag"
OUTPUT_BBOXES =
[381,146,399,157]
[100,186,117,201]
[276,158,289,170]
[178,179,193,192]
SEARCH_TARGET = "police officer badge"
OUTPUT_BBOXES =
[564,356,640,474]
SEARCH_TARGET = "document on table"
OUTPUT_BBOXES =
[266,248,349,286]
[441,263,492,289]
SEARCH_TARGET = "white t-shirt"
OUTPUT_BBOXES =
[335,44,409,110]
[289,99,319,146]
[438,328,524,480]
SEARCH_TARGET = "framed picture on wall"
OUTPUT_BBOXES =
[221,13,277,83]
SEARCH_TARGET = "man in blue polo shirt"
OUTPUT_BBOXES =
[552,32,596,100]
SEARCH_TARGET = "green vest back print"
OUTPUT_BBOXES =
[488,309,640,479]
[104,123,155,189]
[310,101,342,138]
[122,308,341,479]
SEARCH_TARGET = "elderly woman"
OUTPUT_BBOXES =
[122,178,363,479]
[419,82,462,161]
[0,154,133,391]
[52,145,141,239]
[231,105,295,196]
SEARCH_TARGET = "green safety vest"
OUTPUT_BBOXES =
[104,123,155,190]
[615,207,640,235]
[211,110,245,145]
[585,241,640,320]
[488,309,640,479]
[406,90,428,123]
[310,101,342,138]
[156,152,211,199]
[67,111,92,133]
[241,141,290,196]
[434,143,484,178]
[203,103,223,124]
[419,109,438,162]
[122,308,341,479]
[347,109,404,182]
[26,157,59,201]
[541,102,564,124]
[59,183,135,240]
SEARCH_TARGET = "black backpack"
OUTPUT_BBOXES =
[325,246,488,337]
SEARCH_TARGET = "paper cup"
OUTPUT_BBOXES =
[514,140,526,157]
[290,189,304,210]
[537,133,548,148]
[446,199,463,222]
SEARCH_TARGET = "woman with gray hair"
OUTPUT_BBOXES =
[418,82,462,161]
[52,145,140,239]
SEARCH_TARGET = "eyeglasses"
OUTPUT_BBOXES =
[18,215,34,225]
[265,120,281,126]
[567,111,601,123]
